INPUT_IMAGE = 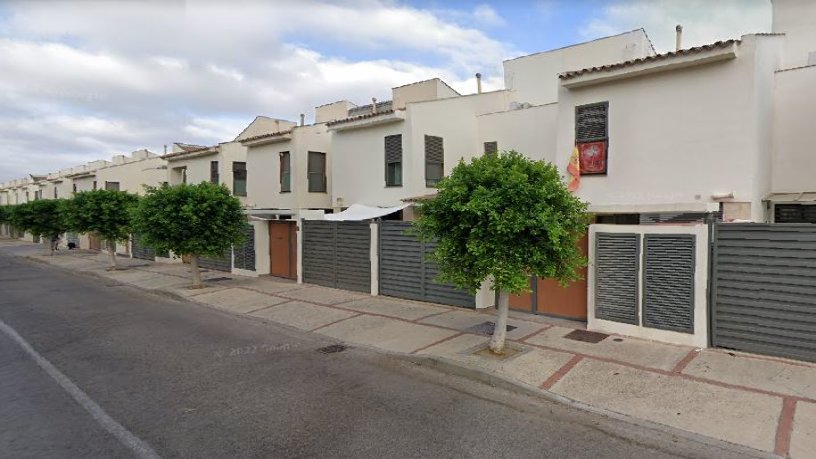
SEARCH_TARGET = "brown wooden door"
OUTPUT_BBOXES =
[536,234,589,320]
[509,277,535,312]
[88,234,101,251]
[269,221,297,279]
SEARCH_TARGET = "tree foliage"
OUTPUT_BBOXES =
[130,182,246,258]
[414,151,590,295]
[63,190,140,243]
[10,200,68,239]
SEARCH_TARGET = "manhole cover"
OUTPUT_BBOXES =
[466,321,518,336]
[564,329,609,344]
[317,344,348,354]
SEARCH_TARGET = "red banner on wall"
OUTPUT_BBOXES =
[577,141,608,175]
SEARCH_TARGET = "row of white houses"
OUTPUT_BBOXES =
[2,1,815,325]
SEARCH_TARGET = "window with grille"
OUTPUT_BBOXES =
[233,162,247,196]
[384,135,402,187]
[280,152,291,192]
[307,152,327,193]
[210,161,219,184]
[105,182,120,191]
[425,135,444,187]
[484,141,498,156]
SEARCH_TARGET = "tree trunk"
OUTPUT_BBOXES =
[43,237,52,256]
[489,290,510,354]
[190,254,203,288]
[107,239,118,269]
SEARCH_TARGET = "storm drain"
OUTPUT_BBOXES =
[317,344,348,354]
[466,321,518,336]
[563,329,609,344]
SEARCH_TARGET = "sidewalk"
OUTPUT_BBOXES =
[2,239,814,458]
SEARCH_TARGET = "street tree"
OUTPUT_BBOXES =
[63,190,140,268]
[11,200,69,255]
[414,151,589,354]
[130,182,246,288]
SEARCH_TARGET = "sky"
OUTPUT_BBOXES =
[0,0,771,183]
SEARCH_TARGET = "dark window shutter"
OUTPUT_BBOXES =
[775,204,816,223]
[575,102,608,142]
[280,152,291,192]
[425,135,444,186]
[210,161,219,184]
[385,135,402,186]
[308,152,327,192]
[484,141,498,155]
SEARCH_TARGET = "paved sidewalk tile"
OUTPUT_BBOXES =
[193,288,289,314]
[249,301,357,331]
[340,297,448,321]
[103,270,167,286]
[241,278,305,295]
[419,310,547,341]
[552,359,781,451]
[684,351,816,400]
[276,285,369,306]
[525,326,691,371]
[418,334,575,387]
[791,401,816,459]
[317,315,457,353]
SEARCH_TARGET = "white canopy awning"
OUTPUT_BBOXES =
[765,192,816,203]
[324,203,410,221]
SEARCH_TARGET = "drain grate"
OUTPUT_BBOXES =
[317,344,348,354]
[466,321,518,336]
[206,277,232,282]
[564,329,609,344]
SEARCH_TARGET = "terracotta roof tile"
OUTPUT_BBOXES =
[559,39,739,80]
[239,129,293,144]
[326,109,397,127]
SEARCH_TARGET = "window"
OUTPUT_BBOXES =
[484,141,498,156]
[72,183,77,194]
[210,161,219,184]
[774,204,816,223]
[384,135,402,187]
[233,162,247,196]
[307,152,327,193]
[425,135,444,187]
[280,152,291,192]
[93,181,97,190]
[105,181,120,191]
[575,101,609,175]
[54,187,58,199]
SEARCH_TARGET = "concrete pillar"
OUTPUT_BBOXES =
[370,222,379,296]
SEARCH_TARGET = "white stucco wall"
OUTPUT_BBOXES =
[245,124,332,211]
[94,153,166,195]
[772,0,816,69]
[554,36,781,219]
[477,103,558,162]
[772,65,816,193]
[504,29,654,106]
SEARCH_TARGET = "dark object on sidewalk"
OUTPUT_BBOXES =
[564,329,609,344]
[67,242,77,250]
[206,277,232,282]
[317,344,347,354]
[466,321,518,336]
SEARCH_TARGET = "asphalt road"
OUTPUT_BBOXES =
[0,251,739,458]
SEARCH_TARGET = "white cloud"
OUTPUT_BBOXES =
[0,0,518,182]
[582,0,772,52]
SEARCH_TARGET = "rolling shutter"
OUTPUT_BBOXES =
[575,102,608,142]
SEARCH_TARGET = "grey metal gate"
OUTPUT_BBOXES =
[233,225,256,271]
[131,233,155,261]
[199,251,232,272]
[302,220,370,293]
[711,223,816,362]
[595,233,640,324]
[379,221,475,308]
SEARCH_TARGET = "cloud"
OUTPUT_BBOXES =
[0,0,516,183]
[581,0,771,52]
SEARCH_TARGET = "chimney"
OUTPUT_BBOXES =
[475,73,482,94]
[371,97,378,114]
[300,114,305,126]
[675,24,683,51]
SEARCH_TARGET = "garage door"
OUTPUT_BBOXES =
[712,223,816,362]
[131,233,156,261]
[302,220,370,293]
[199,250,232,272]
[379,221,474,308]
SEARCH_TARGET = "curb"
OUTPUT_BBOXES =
[3,248,784,459]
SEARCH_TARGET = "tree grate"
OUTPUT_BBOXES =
[563,329,609,344]
[317,344,348,354]
[466,321,517,336]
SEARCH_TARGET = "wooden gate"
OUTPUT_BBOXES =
[88,233,102,251]
[269,221,297,279]
[509,234,588,320]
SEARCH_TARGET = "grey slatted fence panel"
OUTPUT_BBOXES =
[131,233,156,261]
[233,225,256,271]
[595,233,640,324]
[335,222,371,293]
[199,251,232,272]
[643,234,695,333]
[379,222,475,308]
[712,223,816,362]
[302,220,336,288]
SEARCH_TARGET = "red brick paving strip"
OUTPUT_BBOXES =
[308,313,363,332]
[671,349,700,373]
[410,332,466,355]
[540,355,583,390]
[774,397,797,457]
